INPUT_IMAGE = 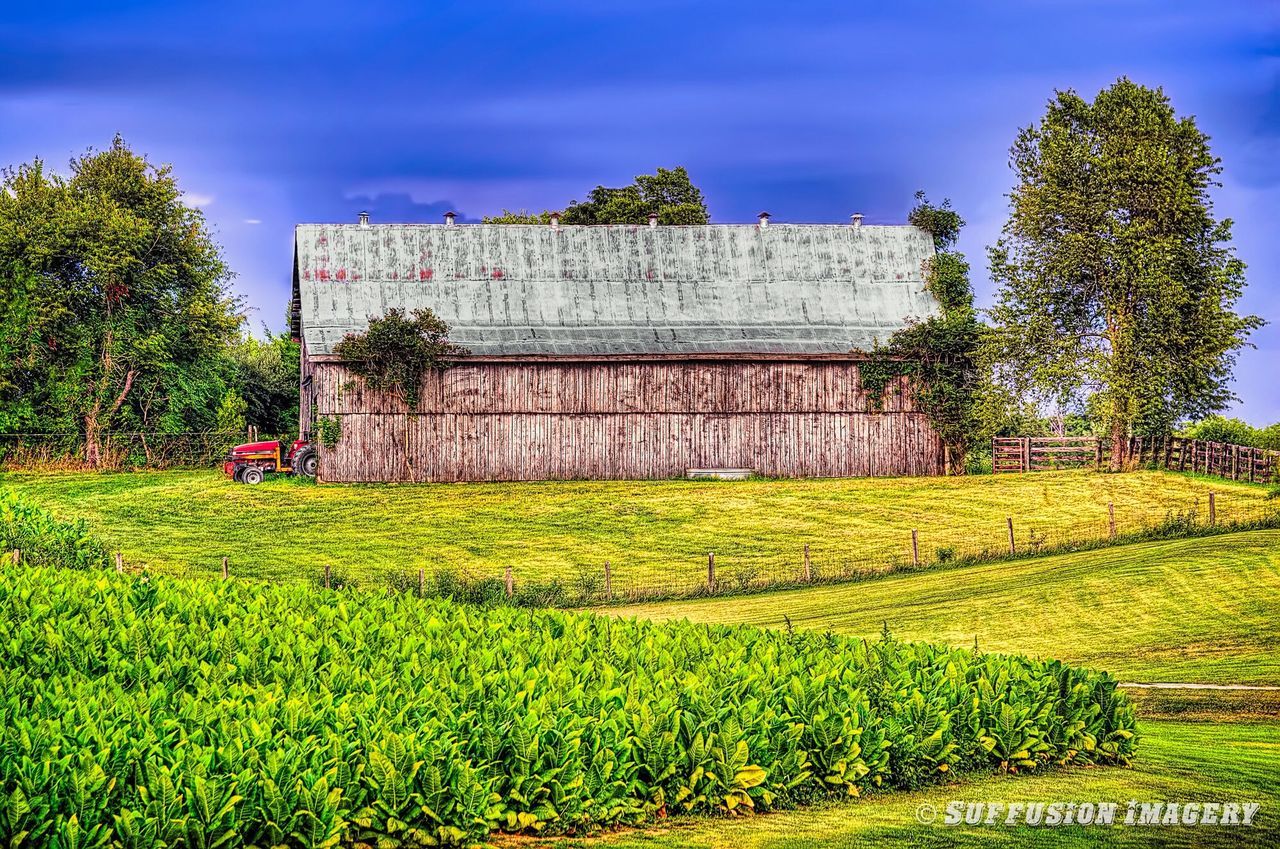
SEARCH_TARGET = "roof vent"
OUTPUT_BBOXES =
[648,212,659,228]
[358,211,370,228]
[758,211,771,228]
[444,211,456,226]
[550,212,560,229]
[851,212,863,228]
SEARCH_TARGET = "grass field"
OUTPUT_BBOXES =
[0,468,1269,594]
[610,530,1280,685]
[4,470,1276,846]
[582,531,1280,847]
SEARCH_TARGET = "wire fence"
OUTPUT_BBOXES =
[100,488,1280,608]
[0,431,288,471]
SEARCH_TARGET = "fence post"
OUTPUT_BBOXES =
[911,530,920,567]
[1108,503,1116,540]
[1095,438,1103,470]
[221,556,229,579]
[803,544,812,582]
[115,552,124,573]
[1006,518,1015,555]
[418,567,425,598]
[1209,491,1216,526]
[707,552,716,593]
[604,560,613,601]
[504,565,514,599]
[1022,437,1031,473]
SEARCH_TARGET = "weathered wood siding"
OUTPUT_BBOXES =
[310,360,944,482]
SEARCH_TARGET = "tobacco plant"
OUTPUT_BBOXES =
[0,566,1137,847]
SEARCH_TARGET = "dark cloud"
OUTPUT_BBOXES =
[2,0,1277,421]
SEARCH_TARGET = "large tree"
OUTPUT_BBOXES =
[986,79,1261,469]
[484,166,709,225]
[0,137,243,465]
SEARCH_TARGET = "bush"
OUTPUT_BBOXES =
[0,568,1137,846]
[0,491,109,569]
[1182,414,1264,448]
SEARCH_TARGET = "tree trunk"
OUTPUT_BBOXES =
[84,406,102,469]
[84,368,137,470]
[1108,416,1128,472]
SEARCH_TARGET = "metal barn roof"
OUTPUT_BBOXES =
[292,223,939,358]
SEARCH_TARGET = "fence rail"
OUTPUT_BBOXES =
[0,431,285,471]
[994,435,1277,483]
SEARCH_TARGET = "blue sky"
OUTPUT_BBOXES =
[3,0,1277,423]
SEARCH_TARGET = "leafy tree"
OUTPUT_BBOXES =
[483,167,709,225]
[333,308,467,409]
[0,137,242,465]
[1257,423,1280,452]
[231,324,300,434]
[213,391,248,434]
[482,210,554,225]
[861,193,985,474]
[1177,414,1280,450]
[986,78,1262,469]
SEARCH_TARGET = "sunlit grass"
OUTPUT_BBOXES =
[0,469,1269,594]
[609,530,1280,685]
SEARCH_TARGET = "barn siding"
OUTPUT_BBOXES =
[311,360,944,482]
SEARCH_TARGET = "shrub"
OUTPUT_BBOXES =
[0,491,109,569]
[1180,415,1253,445]
[333,308,467,409]
[0,568,1137,846]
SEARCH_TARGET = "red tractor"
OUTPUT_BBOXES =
[224,438,318,484]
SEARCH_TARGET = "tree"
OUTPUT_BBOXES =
[986,79,1262,469]
[0,137,243,465]
[483,166,709,225]
[1178,415,1256,446]
[231,323,300,434]
[861,193,985,474]
[333,308,467,409]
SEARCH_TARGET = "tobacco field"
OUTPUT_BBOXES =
[0,562,1136,847]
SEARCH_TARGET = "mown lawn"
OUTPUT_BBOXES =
[610,530,1280,685]
[583,531,1280,848]
[0,468,1270,593]
[536,719,1279,848]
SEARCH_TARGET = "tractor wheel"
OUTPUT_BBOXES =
[242,466,264,485]
[295,447,318,478]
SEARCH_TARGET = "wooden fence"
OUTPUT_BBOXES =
[993,437,1101,473]
[994,435,1277,484]
[0,430,284,471]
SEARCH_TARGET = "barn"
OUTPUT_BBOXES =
[291,215,944,483]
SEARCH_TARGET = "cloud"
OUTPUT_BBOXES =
[184,192,215,208]
[243,218,262,225]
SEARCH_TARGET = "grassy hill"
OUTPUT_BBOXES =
[591,530,1280,848]
[610,530,1280,685]
[0,469,1269,594]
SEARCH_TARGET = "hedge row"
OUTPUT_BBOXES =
[0,564,1136,847]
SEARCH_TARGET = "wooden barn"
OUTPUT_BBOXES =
[291,215,944,483]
